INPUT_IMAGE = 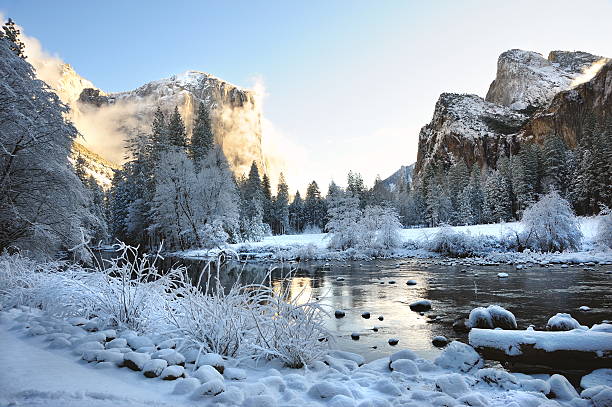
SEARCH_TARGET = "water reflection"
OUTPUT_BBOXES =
[167,257,612,362]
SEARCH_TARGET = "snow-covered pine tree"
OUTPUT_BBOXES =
[0,36,102,258]
[0,18,26,59]
[189,102,214,166]
[272,173,290,235]
[483,170,511,223]
[240,161,267,240]
[347,170,366,207]
[326,193,362,250]
[167,106,187,148]
[542,134,569,196]
[447,161,469,224]
[510,155,533,219]
[198,146,240,243]
[261,173,274,229]
[304,181,326,231]
[288,191,303,233]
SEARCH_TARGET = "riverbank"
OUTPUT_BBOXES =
[2,307,610,407]
[176,217,612,265]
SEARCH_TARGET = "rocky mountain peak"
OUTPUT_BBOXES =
[485,49,605,113]
[414,93,528,175]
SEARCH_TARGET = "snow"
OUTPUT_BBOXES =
[1,304,610,406]
[469,327,612,354]
[468,305,517,330]
[546,313,585,331]
[581,369,612,389]
[177,217,611,264]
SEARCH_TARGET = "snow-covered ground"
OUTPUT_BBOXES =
[178,217,611,264]
[2,307,610,407]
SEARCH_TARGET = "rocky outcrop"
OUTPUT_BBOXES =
[74,71,265,177]
[413,49,609,179]
[414,93,528,174]
[485,49,605,113]
[522,60,612,148]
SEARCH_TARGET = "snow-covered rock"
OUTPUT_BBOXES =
[475,368,519,390]
[223,367,247,381]
[142,359,168,378]
[389,349,418,363]
[123,351,151,371]
[581,369,612,389]
[468,305,517,330]
[160,365,185,380]
[308,382,353,399]
[435,373,470,398]
[193,365,224,383]
[581,385,612,407]
[548,374,579,400]
[434,341,483,373]
[191,379,225,398]
[172,377,201,394]
[546,313,583,331]
[389,359,419,376]
[486,49,606,111]
[151,348,185,366]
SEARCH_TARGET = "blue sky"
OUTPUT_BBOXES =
[3,0,612,191]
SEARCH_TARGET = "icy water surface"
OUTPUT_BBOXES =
[174,257,612,363]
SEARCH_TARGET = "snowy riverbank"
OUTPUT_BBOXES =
[2,307,611,407]
[177,217,612,265]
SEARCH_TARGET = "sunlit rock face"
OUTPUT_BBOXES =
[414,93,528,174]
[523,60,612,148]
[38,63,265,179]
[485,49,605,113]
[76,71,265,178]
[413,49,609,178]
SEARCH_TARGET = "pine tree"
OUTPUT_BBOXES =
[483,170,512,223]
[304,181,326,230]
[0,18,26,59]
[261,173,273,229]
[151,107,168,159]
[542,134,569,195]
[190,102,214,165]
[447,161,469,224]
[289,191,305,233]
[347,170,366,206]
[272,173,290,235]
[167,106,187,148]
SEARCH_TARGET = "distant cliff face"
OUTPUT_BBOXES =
[414,93,527,174]
[40,65,266,179]
[413,49,609,179]
[76,71,265,178]
[523,60,612,148]
[485,49,605,113]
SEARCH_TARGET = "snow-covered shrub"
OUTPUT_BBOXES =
[520,191,582,252]
[595,207,612,249]
[326,194,362,250]
[200,220,229,249]
[75,243,185,333]
[167,259,261,357]
[167,258,331,366]
[326,197,402,251]
[0,252,62,310]
[252,271,332,368]
[426,225,498,257]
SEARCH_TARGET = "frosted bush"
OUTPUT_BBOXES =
[426,225,498,257]
[167,258,331,366]
[252,271,332,368]
[595,207,612,249]
[520,191,582,252]
[200,219,229,249]
[166,258,262,357]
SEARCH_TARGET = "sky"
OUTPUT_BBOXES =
[2,0,612,193]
